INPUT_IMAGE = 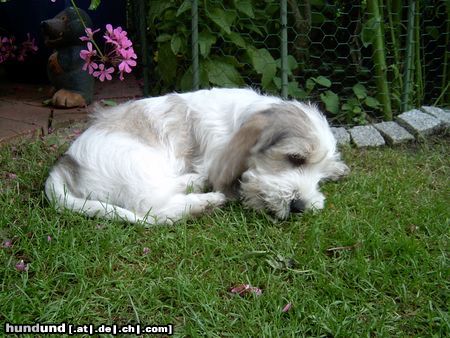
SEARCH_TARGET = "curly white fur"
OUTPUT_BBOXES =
[45,88,348,225]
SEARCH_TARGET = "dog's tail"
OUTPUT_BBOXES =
[45,168,146,224]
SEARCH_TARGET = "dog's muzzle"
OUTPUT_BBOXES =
[290,199,306,213]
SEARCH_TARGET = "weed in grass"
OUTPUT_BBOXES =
[0,133,449,337]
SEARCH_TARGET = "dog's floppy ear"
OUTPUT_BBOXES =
[209,114,268,196]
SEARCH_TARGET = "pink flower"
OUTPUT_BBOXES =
[2,240,13,248]
[47,235,52,242]
[0,36,17,63]
[119,37,133,49]
[15,260,28,272]
[143,247,150,255]
[105,24,114,37]
[17,33,38,62]
[79,24,137,81]
[85,61,98,75]
[230,284,263,296]
[80,42,96,61]
[105,25,124,41]
[281,303,292,313]
[80,42,98,74]
[93,63,114,81]
[19,33,38,54]
[104,24,133,50]
[80,28,100,42]
[6,173,17,179]
[104,24,117,45]
[118,48,137,80]
[16,52,27,61]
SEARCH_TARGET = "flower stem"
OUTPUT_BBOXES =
[70,0,104,58]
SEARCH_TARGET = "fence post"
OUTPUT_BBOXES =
[280,0,288,98]
[191,0,199,90]
[137,0,149,96]
[401,0,416,112]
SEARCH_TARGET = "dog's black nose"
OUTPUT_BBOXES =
[290,199,306,213]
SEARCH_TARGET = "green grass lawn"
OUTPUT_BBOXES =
[1,130,448,337]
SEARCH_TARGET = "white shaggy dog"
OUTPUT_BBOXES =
[45,88,349,225]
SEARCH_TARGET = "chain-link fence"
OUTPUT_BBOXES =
[134,0,449,124]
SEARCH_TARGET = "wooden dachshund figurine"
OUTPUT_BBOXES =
[41,7,94,108]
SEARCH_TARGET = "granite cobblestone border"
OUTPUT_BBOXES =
[331,106,449,148]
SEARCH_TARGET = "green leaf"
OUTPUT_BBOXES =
[176,0,191,17]
[219,55,242,68]
[353,105,362,113]
[310,0,325,6]
[313,76,331,88]
[342,103,353,111]
[320,90,340,114]
[180,65,209,91]
[273,77,281,89]
[162,7,176,21]
[88,0,101,10]
[100,99,117,107]
[233,0,255,18]
[352,83,368,100]
[287,55,298,72]
[364,96,381,108]
[157,42,177,83]
[306,78,316,91]
[148,2,173,24]
[264,2,279,16]
[198,32,217,57]
[311,12,325,25]
[288,81,307,99]
[207,8,236,35]
[361,17,380,48]
[156,34,172,43]
[246,23,265,36]
[204,58,244,87]
[180,67,192,91]
[226,32,247,48]
[276,55,298,75]
[247,48,277,88]
[170,34,182,55]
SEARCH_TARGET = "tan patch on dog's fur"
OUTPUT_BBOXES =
[209,113,269,196]
[92,96,196,168]
[92,101,159,145]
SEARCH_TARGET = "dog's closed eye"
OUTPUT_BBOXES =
[287,154,307,166]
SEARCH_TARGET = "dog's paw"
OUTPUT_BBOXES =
[194,192,226,216]
[188,192,226,216]
[52,89,87,108]
[204,192,227,206]
[307,193,325,211]
[176,173,208,193]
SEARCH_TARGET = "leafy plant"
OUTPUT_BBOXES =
[146,0,281,93]
[340,83,381,124]
[141,0,447,123]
